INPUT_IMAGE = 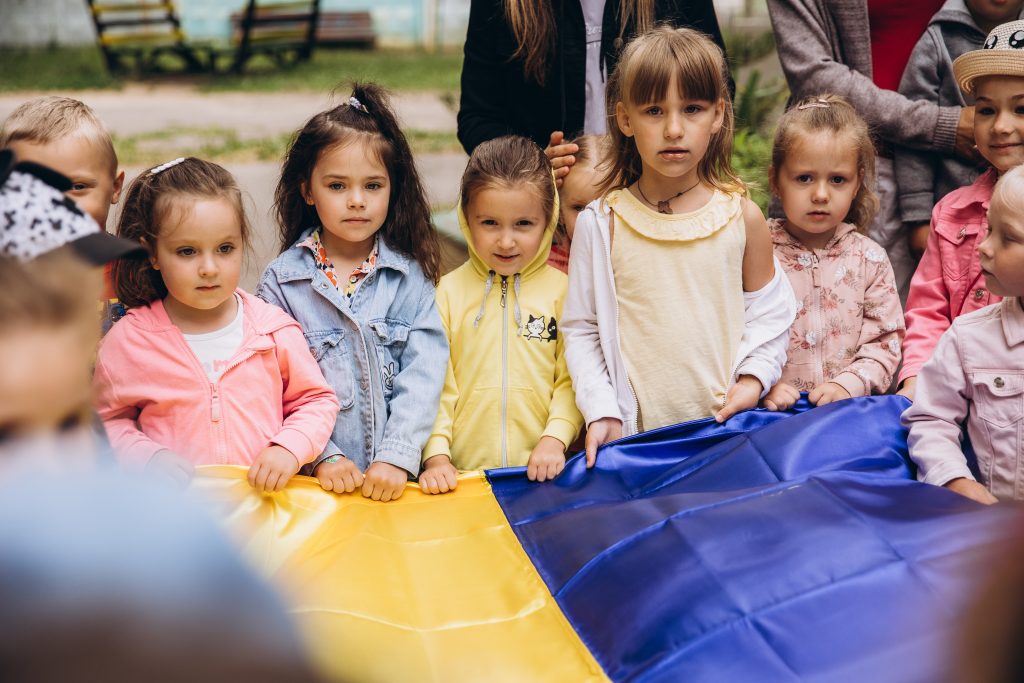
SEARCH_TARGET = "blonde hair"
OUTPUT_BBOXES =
[505,0,655,85]
[601,25,742,196]
[0,97,118,174]
[554,134,612,247]
[769,94,879,232]
[991,164,1024,215]
[0,251,99,334]
[460,135,556,222]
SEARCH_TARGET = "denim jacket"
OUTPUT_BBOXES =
[256,229,448,477]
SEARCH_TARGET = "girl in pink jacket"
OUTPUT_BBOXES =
[763,95,905,411]
[95,158,339,491]
[899,21,1024,399]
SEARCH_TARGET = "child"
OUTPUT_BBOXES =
[903,165,1024,503]
[257,84,448,503]
[548,134,610,273]
[899,20,1024,400]
[763,95,905,412]
[419,135,583,493]
[94,158,340,491]
[562,26,797,465]
[1,96,128,326]
[895,0,1023,256]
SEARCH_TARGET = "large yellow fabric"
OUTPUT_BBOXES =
[609,188,747,429]
[191,466,607,683]
[423,192,583,470]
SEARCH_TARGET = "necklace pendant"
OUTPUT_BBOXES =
[656,200,673,214]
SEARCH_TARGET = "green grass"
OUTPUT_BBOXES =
[112,126,460,166]
[0,46,462,93]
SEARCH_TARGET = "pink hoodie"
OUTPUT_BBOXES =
[94,289,339,468]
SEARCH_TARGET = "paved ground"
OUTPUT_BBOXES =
[0,87,469,289]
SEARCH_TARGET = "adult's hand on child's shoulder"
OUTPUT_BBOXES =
[954,106,982,163]
[315,455,364,494]
[419,455,458,495]
[248,445,300,493]
[527,436,567,483]
[147,449,195,488]
[716,375,763,423]
[362,461,408,502]
[585,418,622,468]
[808,382,852,407]
[763,382,800,412]
[544,131,578,187]
[897,377,917,402]
[945,477,998,505]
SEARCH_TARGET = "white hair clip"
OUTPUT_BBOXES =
[348,96,369,114]
[150,157,187,176]
[797,99,831,110]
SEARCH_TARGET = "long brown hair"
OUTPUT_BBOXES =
[275,82,441,283]
[112,158,251,307]
[769,94,879,232]
[460,135,556,222]
[505,0,655,85]
[600,25,743,196]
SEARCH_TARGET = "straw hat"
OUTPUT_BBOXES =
[953,20,1024,95]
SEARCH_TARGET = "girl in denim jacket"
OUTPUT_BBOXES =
[257,84,448,503]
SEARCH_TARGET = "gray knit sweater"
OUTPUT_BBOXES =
[766,0,961,153]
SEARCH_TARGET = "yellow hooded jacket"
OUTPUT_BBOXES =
[423,195,583,470]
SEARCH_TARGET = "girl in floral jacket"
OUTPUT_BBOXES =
[763,95,905,411]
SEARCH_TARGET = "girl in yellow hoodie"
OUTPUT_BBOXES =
[420,136,583,493]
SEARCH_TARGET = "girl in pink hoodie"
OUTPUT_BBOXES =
[763,95,905,411]
[95,158,339,491]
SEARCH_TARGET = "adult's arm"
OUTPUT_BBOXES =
[765,0,959,152]
[457,0,515,154]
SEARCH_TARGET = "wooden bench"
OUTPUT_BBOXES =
[86,0,208,74]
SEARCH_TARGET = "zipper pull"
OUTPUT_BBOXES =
[812,265,821,288]
[211,385,222,422]
[500,276,508,308]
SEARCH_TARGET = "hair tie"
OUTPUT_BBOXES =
[797,99,831,110]
[149,157,186,176]
[348,96,369,114]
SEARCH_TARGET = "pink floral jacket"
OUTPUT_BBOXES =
[770,219,905,396]
[899,170,1001,384]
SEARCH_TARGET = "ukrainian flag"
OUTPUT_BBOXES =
[193,397,1007,683]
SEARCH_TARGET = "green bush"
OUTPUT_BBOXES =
[732,128,773,212]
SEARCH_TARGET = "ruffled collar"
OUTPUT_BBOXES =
[606,188,742,242]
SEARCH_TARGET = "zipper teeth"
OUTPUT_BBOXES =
[812,255,823,386]
[500,277,508,468]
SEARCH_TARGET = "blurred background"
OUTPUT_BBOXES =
[0,0,785,287]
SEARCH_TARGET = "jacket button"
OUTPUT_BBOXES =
[957,226,967,240]
[974,288,985,300]
[994,377,1005,388]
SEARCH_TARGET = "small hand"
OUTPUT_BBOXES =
[147,449,195,487]
[897,377,917,402]
[808,382,852,406]
[762,381,800,412]
[315,455,364,493]
[584,417,622,468]
[362,461,408,502]
[527,435,567,482]
[248,444,300,493]
[418,455,459,495]
[544,131,579,187]
[715,375,763,423]
[945,477,998,505]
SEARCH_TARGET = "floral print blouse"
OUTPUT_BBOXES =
[769,219,905,396]
[298,229,378,298]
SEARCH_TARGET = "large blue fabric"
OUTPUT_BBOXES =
[489,397,1010,682]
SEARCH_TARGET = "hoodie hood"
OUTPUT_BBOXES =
[931,0,1023,30]
[457,183,561,282]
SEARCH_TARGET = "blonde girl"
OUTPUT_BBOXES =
[562,26,796,465]
[763,95,904,411]
[548,134,611,273]
[95,158,339,490]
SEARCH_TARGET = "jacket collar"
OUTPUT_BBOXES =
[769,218,858,252]
[947,169,998,210]
[124,288,288,338]
[1002,297,1024,347]
[272,227,410,284]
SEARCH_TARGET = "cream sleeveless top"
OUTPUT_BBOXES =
[608,188,746,429]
